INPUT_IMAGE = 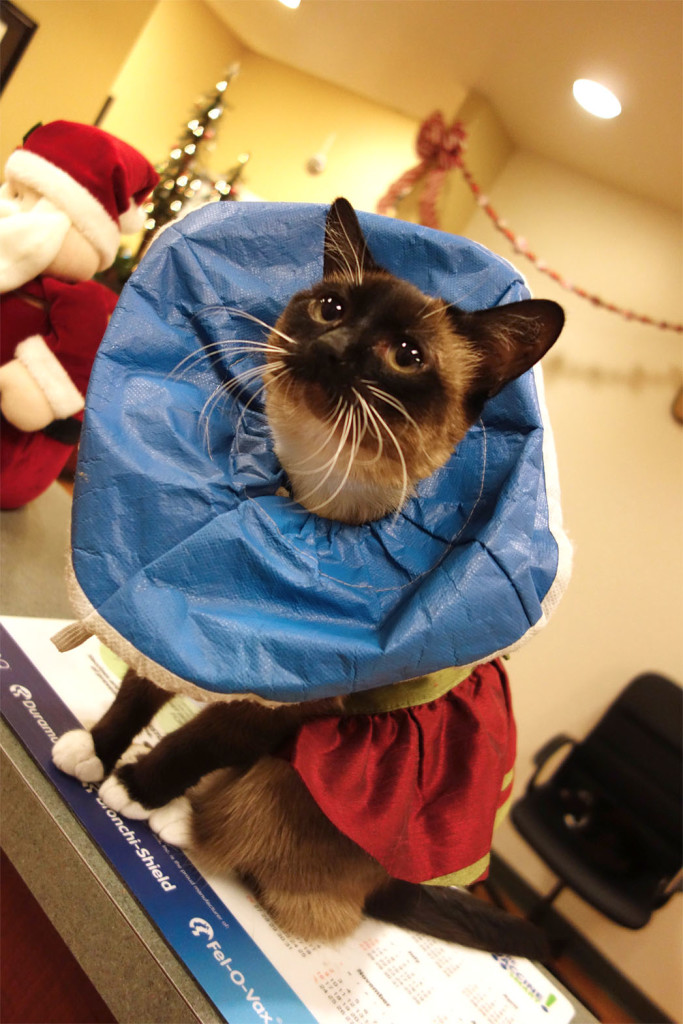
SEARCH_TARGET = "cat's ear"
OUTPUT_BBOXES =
[450,298,564,403]
[323,197,382,280]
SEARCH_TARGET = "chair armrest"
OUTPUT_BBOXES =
[663,871,683,897]
[652,870,682,909]
[528,733,575,788]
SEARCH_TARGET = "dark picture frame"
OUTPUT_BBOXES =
[1,1,38,93]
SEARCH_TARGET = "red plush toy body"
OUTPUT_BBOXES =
[0,121,158,509]
[0,276,117,507]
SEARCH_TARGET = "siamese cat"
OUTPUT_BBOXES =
[53,199,564,959]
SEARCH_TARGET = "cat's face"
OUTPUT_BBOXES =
[263,198,564,524]
[265,272,480,518]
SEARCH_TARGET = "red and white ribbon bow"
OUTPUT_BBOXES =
[377,112,466,229]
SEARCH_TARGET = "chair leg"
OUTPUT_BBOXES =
[476,877,509,910]
[529,879,565,924]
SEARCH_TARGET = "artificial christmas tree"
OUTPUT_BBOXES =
[131,65,241,270]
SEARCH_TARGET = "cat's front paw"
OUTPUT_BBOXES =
[149,797,193,849]
[52,729,104,783]
[99,774,150,820]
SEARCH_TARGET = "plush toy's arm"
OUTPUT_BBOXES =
[44,277,118,397]
[0,335,85,431]
[0,278,117,433]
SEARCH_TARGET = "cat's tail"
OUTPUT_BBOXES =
[364,879,551,961]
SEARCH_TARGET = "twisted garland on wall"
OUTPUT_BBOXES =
[377,112,683,335]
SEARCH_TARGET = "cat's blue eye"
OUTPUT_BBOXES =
[319,294,345,322]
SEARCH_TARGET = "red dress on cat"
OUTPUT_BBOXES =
[281,658,515,885]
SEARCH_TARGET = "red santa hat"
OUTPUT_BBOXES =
[3,121,159,271]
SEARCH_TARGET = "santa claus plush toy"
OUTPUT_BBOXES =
[0,120,158,509]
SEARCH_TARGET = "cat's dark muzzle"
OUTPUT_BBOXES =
[316,326,356,360]
[290,329,364,394]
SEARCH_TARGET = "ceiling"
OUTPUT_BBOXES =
[207,0,683,212]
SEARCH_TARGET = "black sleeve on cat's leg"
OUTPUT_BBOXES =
[115,697,337,810]
[91,669,173,776]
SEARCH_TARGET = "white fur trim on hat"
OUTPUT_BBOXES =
[15,335,85,418]
[119,199,146,235]
[5,149,120,270]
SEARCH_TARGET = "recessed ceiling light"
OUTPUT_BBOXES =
[277,0,301,8]
[572,79,622,119]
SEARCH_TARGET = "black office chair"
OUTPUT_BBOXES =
[511,672,682,929]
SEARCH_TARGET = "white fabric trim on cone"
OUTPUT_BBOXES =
[53,555,275,707]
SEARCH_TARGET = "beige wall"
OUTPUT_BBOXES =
[460,151,682,1020]
[102,0,418,215]
[213,49,419,213]
[0,0,156,165]
[101,0,244,163]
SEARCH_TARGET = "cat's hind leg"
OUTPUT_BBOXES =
[52,669,171,782]
[191,758,388,942]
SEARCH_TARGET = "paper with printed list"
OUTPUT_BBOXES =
[0,616,580,1024]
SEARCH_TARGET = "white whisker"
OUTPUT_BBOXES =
[363,400,409,516]
[170,339,286,381]
[420,300,447,320]
[198,360,283,455]
[304,406,364,514]
[223,362,278,397]
[365,384,422,436]
[199,380,231,456]
[325,222,365,285]
[223,307,300,350]
[352,388,369,445]
[291,403,354,504]
[234,367,289,454]
[282,399,347,471]
[353,389,384,466]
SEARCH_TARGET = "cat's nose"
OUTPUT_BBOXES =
[318,328,354,360]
